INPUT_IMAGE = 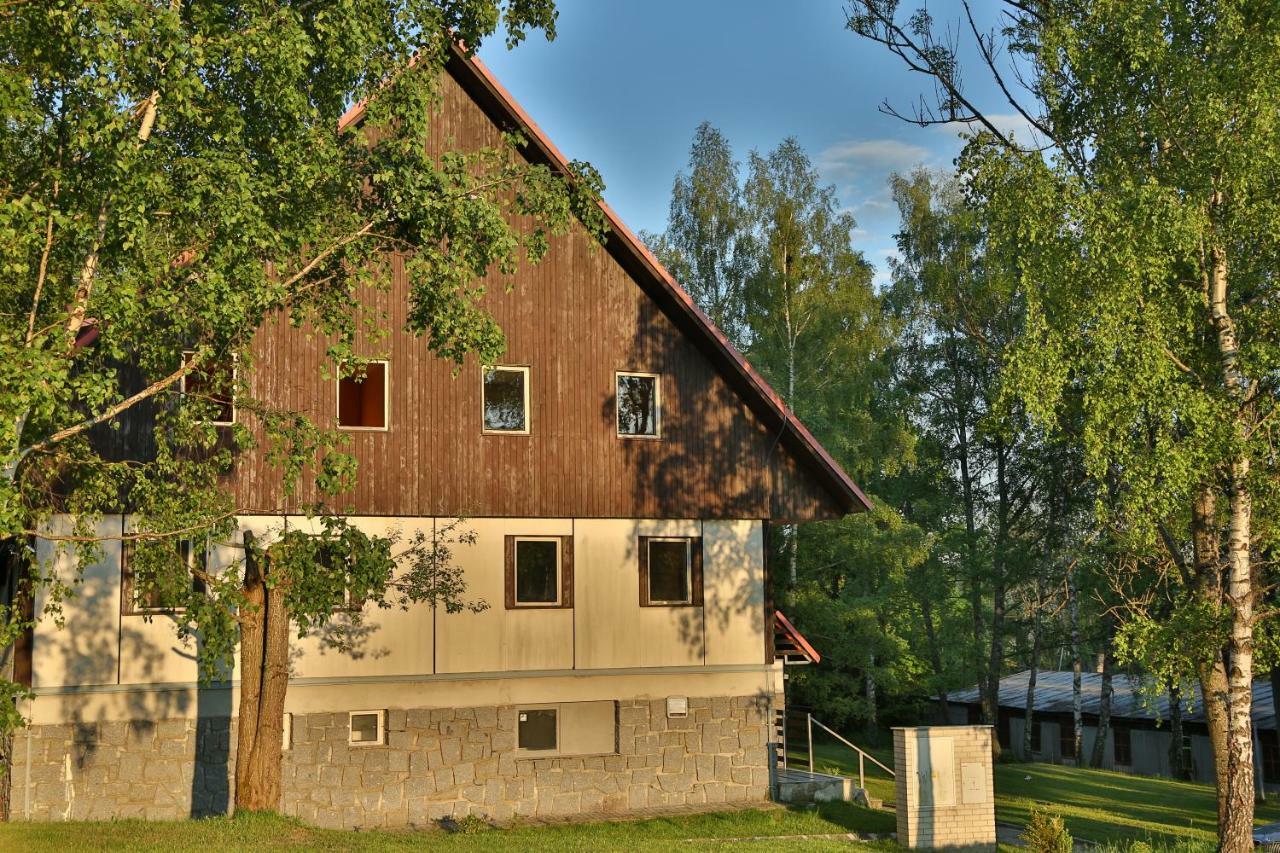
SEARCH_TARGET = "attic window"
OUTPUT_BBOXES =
[617,372,660,438]
[181,351,235,425]
[483,366,529,433]
[337,361,388,430]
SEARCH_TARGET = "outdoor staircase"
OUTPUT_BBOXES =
[772,708,892,808]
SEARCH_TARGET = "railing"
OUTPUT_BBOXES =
[805,713,896,792]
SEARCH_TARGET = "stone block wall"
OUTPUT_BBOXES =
[11,695,772,827]
[893,725,996,851]
[9,717,233,821]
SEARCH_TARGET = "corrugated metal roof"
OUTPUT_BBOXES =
[950,670,1276,731]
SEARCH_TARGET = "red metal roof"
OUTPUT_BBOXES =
[339,44,872,516]
[774,610,821,664]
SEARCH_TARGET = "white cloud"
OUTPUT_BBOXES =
[817,138,932,182]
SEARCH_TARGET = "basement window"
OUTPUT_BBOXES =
[505,536,573,609]
[616,372,660,437]
[518,708,558,752]
[639,537,703,607]
[482,365,529,433]
[337,361,388,430]
[349,710,385,746]
[180,351,236,425]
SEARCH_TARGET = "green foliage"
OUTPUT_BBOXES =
[1022,806,1074,853]
[0,0,603,735]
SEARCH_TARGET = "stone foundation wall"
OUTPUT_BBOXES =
[11,695,772,827]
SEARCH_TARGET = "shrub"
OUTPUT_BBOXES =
[1022,805,1073,853]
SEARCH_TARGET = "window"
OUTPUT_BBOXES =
[482,366,529,433]
[283,713,293,750]
[337,361,388,429]
[1059,721,1076,759]
[639,536,703,607]
[349,710,385,746]
[998,712,1011,750]
[1261,730,1280,782]
[181,351,235,425]
[518,708,558,751]
[1113,725,1132,766]
[516,701,616,756]
[505,536,573,609]
[121,539,207,615]
[616,372,660,437]
[1029,720,1042,753]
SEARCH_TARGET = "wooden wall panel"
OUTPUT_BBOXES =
[228,66,845,521]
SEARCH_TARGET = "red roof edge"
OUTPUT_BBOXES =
[338,43,872,516]
[775,610,821,664]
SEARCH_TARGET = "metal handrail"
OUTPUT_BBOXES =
[807,713,896,792]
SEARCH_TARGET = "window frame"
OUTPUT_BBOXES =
[1113,724,1132,766]
[615,370,662,439]
[638,536,704,607]
[120,538,208,616]
[1058,719,1076,759]
[504,535,574,610]
[516,705,559,754]
[180,350,237,426]
[348,709,386,747]
[335,359,390,432]
[481,364,531,435]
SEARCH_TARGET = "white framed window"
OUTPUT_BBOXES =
[517,706,558,752]
[283,713,293,750]
[336,360,389,430]
[180,351,236,425]
[482,365,530,434]
[616,371,660,438]
[349,709,386,746]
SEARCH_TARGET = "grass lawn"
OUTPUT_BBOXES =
[803,740,1280,845]
[0,802,897,852]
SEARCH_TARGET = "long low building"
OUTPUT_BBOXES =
[946,670,1279,789]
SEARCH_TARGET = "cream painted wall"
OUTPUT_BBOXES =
[702,520,765,666]
[435,517,574,674]
[31,514,768,698]
[574,519,705,669]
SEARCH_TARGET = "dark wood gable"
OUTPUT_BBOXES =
[229,49,867,522]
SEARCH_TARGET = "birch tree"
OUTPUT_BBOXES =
[851,2,1280,848]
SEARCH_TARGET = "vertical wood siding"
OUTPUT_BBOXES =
[228,65,844,521]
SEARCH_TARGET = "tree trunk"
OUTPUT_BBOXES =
[1090,619,1114,768]
[920,593,950,721]
[1069,561,1084,762]
[983,437,1010,750]
[1023,616,1041,759]
[1169,682,1188,780]
[234,532,290,813]
[1221,457,1255,852]
[865,652,877,737]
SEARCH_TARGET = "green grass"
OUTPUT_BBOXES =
[0,802,896,852]
[800,739,1280,845]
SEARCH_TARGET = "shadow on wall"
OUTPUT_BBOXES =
[32,533,234,819]
[605,291,774,664]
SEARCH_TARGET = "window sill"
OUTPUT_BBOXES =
[337,425,389,432]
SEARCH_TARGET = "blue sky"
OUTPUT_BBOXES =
[477,0,1026,287]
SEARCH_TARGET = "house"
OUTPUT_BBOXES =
[8,44,857,827]
[947,670,1280,790]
